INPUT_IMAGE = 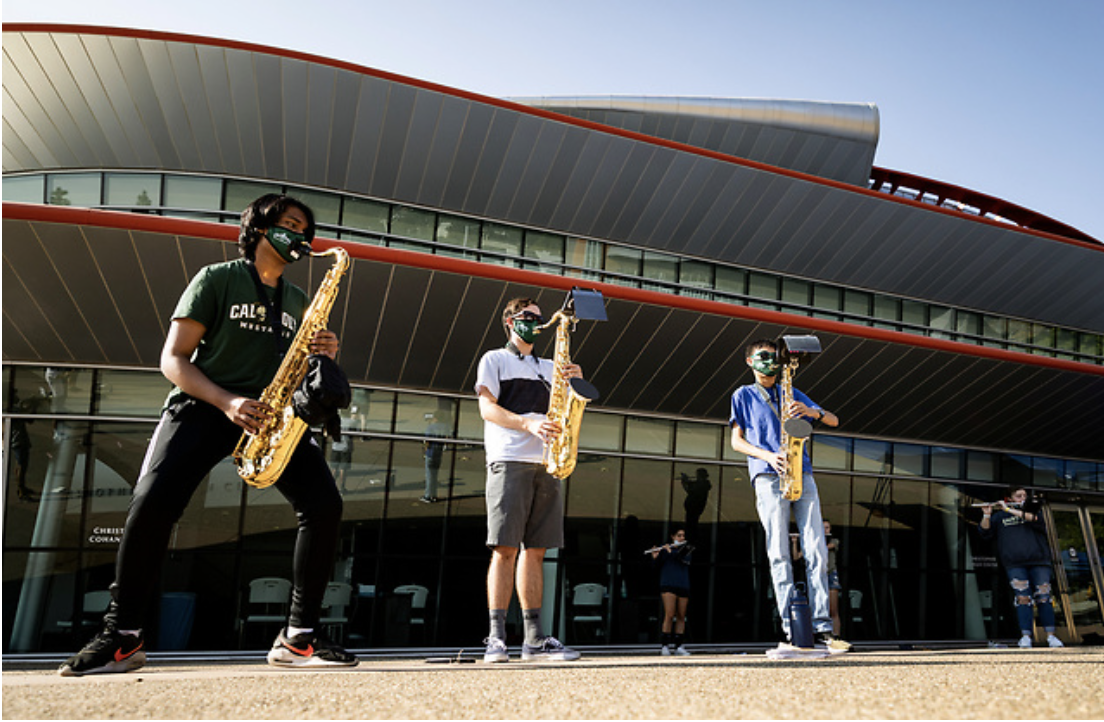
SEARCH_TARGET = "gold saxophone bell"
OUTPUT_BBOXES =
[776,335,821,501]
[536,288,605,479]
[233,246,350,488]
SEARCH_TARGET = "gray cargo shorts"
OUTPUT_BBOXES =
[485,461,564,549]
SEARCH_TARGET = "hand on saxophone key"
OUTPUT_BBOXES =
[308,329,340,359]
[558,362,583,380]
[763,450,786,476]
[228,397,274,434]
[524,417,562,443]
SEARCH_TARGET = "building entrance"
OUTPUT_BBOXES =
[1045,503,1104,644]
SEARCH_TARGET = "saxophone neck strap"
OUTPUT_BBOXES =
[506,343,551,389]
[753,382,782,420]
[246,260,286,357]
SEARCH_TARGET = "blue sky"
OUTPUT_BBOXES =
[5,0,1103,241]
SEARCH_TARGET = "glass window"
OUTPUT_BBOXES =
[812,436,851,471]
[901,300,927,330]
[812,285,842,320]
[390,206,435,242]
[344,389,394,433]
[3,174,45,203]
[579,412,623,452]
[436,214,481,250]
[565,238,603,281]
[675,421,720,460]
[223,180,282,215]
[982,316,1008,348]
[624,417,673,455]
[679,260,713,293]
[1000,455,1033,487]
[1055,329,1077,359]
[780,279,810,309]
[673,463,719,538]
[642,251,678,287]
[931,447,964,479]
[853,439,890,474]
[48,173,101,207]
[163,176,221,215]
[1032,457,1064,488]
[456,399,484,441]
[747,272,778,302]
[1066,460,1099,490]
[481,223,522,267]
[394,395,456,438]
[966,451,996,482]
[604,245,641,281]
[290,188,341,227]
[95,370,171,417]
[872,295,900,328]
[103,173,161,208]
[892,443,927,476]
[565,452,620,524]
[956,311,980,338]
[1007,319,1031,347]
[342,197,390,236]
[714,266,747,298]
[843,290,871,321]
[524,230,565,270]
[329,436,388,556]
[1078,333,1102,359]
[929,306,954,339]
[1031,324,1056,352]
[620,458,674,526]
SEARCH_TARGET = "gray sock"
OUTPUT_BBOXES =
[489,609,507,641]
[523,609,542,646]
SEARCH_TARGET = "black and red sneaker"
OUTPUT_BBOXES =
[266,628,358,668]
[58,629,146,677]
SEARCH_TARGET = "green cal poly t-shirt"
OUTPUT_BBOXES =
[165,259,310,407]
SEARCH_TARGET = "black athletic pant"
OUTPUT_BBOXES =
[105,397,343,632]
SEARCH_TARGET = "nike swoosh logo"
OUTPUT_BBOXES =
[114,642,143,662]
[284,642,314,657]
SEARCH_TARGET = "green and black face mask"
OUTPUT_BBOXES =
[750,350,779,377]
[266,226,312,263]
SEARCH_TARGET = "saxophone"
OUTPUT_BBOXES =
[536,290,604,479]
[778,355,810,501]
[776,335,821,501]
[234,246,349,488]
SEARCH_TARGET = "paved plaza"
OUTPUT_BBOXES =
[3,646,1103,719]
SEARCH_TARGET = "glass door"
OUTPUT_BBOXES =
[1045,504,1104,644]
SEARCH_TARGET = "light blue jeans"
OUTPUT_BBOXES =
[754,473,832,635]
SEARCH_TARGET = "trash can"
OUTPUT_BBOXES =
[159,592,196,650]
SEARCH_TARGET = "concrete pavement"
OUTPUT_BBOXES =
[4,646,1103,719]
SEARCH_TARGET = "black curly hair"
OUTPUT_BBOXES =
[238,194,316,260]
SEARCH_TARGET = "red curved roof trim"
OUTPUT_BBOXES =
[7,202,1102,378]
[3,23,1099,252]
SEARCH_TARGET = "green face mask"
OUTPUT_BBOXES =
[266,226,311,263]
[511,312,544,344]
[751,350,779,376]
[512,318,540,344]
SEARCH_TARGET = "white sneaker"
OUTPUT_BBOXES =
[675,645,691,656]
[660,645,671,656]
[1047,634,1064,648]
[483,636,509,663]
[1018,634,1033,648]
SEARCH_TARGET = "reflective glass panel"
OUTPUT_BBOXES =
[342,197,390,235]
[436,215,481,249]
[524,230,565,267]
[291,188,341,227]
[747,272,778,301]
[605,245,641,278]
[642,251,678,285]
[812,285,842,320]
[966,451,996,482]
[714,266,747,296]
[394,395,456,438]
[163,175,221,216]
[812,436,851,471]
[391,206,435,242]
[104,173,161,207]
[892,443,927,476]
[625,417,673,455]
[579,411,623,452]
[853,439,890,474]
[481,223,522,266]
[47,173,101,206]
[931,447,964,479]
[95,370,172,417]
[3,174,45,203]
[781,278,810,308]
[344,389,394,432]
[223,180,282,214]
[675,421,720,459]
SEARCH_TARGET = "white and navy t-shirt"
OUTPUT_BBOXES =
[475,347,554,464]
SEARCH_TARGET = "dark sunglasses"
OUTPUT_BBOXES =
[752,350,776,360]
[512,311,545,324]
